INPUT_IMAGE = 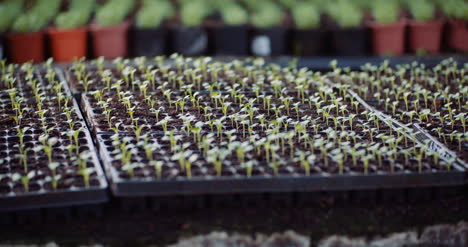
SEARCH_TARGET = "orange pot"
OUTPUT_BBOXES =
[90,22,129,59]
[48,27,88,63]
[408,20,443,54]
[369,20,406,56]
[448,20,468,52]
[7,31,44,63]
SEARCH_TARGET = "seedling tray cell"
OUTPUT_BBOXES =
[0,66,108,211]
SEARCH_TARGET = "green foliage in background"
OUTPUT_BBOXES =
[0,0,23,32]
[12,0,60,33]
[136,0,174,28]
[353,0,374,10]
[438,0,468,20]
[328,0,363,28]
[220,3,248,26]
[277,0,296,10]
[408,0,435,22]
[55,0,95,29]
[55,10,90,30]
[372,0,400,24]
[96,0,135,27]
[70,0,95,14]
[8,0,467,33]
[180,0,210,27]
[250,1,283,28]
[292,1,320,29]
[12,12,43,33]
[241,0,269,11]
[33,0,61,23]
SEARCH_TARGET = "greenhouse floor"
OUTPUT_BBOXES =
[0,188,467,246]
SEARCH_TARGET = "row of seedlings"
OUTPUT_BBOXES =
[67,55,466,207]
[0,61,108,212]
[336,59,468,165]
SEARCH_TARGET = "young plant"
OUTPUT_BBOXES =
[37,135,59,163]
[150,160,165,179]
[12,171,36,193]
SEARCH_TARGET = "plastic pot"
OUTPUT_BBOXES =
[448,20,468,52]
[6,31,45,63]
[172,26,208,56]
[293,29,328,56]
[90,22,129,59]
[212,25,248,56]
[0,33,5,59]
[408,20,443,54]
[369,20,406,56]
[130,27,168,57]
[48,27,88,62]
[331,26,368,56]
[250,27,288,56]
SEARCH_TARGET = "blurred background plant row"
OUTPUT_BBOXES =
[0,0,467,63]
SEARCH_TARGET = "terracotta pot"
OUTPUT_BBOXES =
[448,20,468,52]
[90,22,129,59]
[6,31,44,63]
[369,20,406,56]
[408,20,443,54]
[48,27,88,62]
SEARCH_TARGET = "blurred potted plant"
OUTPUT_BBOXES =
[292,1,325,56]
[130,0,174,57]
[328,0,367,56]
[440,0,468,52]
[7,0,61,63]
[407,0,443,54]
[369,0,405,56]
[250,1,288,56]
[173,0,210,56]
[91,0,134,59]
[212,3,249,55]
[48,0,94,62]
[0,0,23,59]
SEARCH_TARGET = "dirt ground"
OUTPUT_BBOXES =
[0,188,467,246]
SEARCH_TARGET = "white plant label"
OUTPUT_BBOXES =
[252,36,271,56]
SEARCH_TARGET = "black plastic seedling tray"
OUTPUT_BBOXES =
[0,186,108,211]
[0,69,109,212]
[68,58,467,201]
[93,131,466,197]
